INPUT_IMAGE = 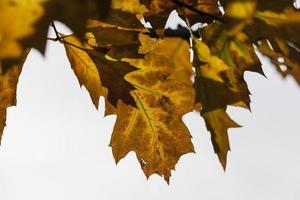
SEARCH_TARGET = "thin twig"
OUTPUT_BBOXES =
[47,37,59,42]
[50,21,62,42]
[47,34,88,52]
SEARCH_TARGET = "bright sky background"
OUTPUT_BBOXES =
[0,12,300,200]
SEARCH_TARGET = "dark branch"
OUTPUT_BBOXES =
[50,21,62,42]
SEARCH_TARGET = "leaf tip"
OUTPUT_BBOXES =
[164,176,170,185]
[217,152,228,171]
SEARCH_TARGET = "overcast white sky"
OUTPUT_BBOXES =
[0,12,300,200]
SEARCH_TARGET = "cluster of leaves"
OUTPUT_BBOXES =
[1,0,300,183]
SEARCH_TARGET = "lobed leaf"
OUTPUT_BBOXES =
[110,38,195,182]
[193,39,240,169]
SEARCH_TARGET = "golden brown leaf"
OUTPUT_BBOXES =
[63,35,104,109]
[0,50,28,143]
[63,35,136,107]
[110,48,195,182]
[111,0,149,14]
[193,38,240,169]
[219,0,300,87]
[86,27,141,47]
[0,0,45,73]
[0,0,45,60]
[200,22,264,109]
[143,37,193,84]
[202,109,240,169]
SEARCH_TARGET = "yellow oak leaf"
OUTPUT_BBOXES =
[140,36,193,84]
[193,38,240,169]
[110,52,195,183]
